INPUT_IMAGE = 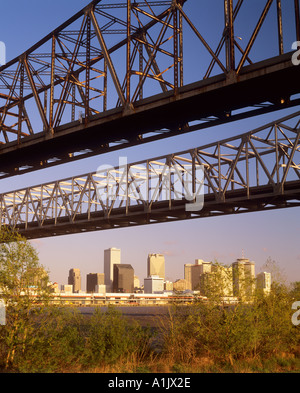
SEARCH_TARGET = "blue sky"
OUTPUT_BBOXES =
[0,0,299,288]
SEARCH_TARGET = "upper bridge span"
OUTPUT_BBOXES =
[0,0,300,179]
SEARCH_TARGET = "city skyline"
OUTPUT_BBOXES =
[47,237,291,292]
[53,251,272,298]
[27,185,300,288]
[0,0,299,288]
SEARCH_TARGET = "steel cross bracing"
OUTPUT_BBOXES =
[1,110,299,240]
[0,0,300,178]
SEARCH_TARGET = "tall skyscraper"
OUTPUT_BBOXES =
[104,247,121,291]
[232,258,255,298]
[113,264,134,293]
[86,273,105,293]
[147,253,165,279]
[184,264,193,290]
[68,268,81,293]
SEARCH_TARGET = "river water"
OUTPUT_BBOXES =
[77,305,172,327]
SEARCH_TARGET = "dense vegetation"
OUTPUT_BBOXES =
[0,295,299,373]
[0,229,299,373]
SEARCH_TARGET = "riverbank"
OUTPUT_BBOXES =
[0,301,299,373]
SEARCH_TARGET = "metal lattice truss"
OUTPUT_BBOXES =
[1,110,299,239]
[0,0,299,146]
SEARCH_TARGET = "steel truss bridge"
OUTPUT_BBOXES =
[1,111,299,239]
[0,0,300,239]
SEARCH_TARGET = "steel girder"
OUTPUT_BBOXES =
[1,110,299,240]
[0,0,300,178]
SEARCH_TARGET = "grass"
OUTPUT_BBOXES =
[47,354,300,373]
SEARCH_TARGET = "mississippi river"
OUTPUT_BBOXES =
[78,305,171,327]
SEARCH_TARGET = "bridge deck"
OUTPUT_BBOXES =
[1,52,299,178]
[1,0,300,178]
[1,110,299,240]
[11,181,300,240]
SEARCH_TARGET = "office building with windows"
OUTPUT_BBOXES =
[113,264,134,293]
[147,253,165,279]
[184,259,212,290]
[256,271,271,294]
[68,268,81,293]
[86,273,105,293]
[104,247,121,291]
[232,258,255,298]
[144,275,164,294]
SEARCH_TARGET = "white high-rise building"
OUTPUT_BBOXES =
[104,247,121,291]
[144,275,164,294]
[232,258,255,298]
[256,272,271,294]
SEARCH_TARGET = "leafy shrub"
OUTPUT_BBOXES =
[14,307,86,372]
[161,284,300,367]
[85,306,152,367]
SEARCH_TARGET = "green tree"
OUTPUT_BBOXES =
[290,282,300,301]
[199,262,234,304]
[261,257,287,286]
[0,228,51,368]
[162,260,300,369]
